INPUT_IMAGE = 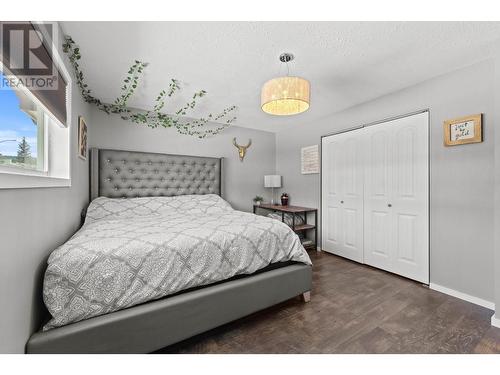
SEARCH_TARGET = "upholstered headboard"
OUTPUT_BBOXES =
[90,148,223,200]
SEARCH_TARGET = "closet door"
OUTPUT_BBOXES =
[321,129,364,262]
[391,113,429,283]
[363,121,394,271]
[363,112,429,283]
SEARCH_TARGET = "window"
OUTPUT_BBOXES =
[0,21,71,189]
[0,71,48,173]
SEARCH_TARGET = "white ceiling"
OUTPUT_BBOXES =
[61,22,500,133]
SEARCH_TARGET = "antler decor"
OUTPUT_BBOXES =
[233,138,252,161]
[62,36,237,138]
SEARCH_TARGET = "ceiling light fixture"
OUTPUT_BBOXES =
[261,53,310,116]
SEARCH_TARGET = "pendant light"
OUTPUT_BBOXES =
[261,53,310,116]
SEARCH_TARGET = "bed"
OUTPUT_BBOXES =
[26,148,312,354]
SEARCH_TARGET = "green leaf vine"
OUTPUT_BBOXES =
[62,35,237,138]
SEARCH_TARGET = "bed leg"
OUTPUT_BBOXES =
[301,291,311,303]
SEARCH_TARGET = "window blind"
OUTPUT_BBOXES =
[0,21,67,126]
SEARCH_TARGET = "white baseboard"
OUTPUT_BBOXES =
[492,315,500,328]
[429,283,495,310]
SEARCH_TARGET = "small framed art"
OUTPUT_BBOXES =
[78,116,88,160]
[443,114,482,146]
[301,145,319,174]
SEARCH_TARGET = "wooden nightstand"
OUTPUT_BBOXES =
[253,203,318,250]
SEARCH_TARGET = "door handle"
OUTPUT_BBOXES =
[340,200,344,204]
[388,203,392,207]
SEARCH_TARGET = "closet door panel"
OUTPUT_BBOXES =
[340,132,364,262]
[391,113,429,283]
[322,136,344,254]
[321,130,364,263]
[363,123,393,271]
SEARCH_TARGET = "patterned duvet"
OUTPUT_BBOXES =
[43,194,311,330]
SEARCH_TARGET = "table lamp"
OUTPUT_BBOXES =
[264,175,282,204]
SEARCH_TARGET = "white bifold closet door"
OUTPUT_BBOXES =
[321,128,365,263]
[321,112,429,283]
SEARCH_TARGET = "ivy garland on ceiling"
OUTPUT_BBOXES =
[62,36,237,138]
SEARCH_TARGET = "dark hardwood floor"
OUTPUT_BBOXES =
[156,250,500,354]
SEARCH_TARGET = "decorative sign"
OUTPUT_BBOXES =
[301,145,319,174]
[443,114,482,146]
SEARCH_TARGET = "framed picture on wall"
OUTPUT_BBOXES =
[443,114,482,146]
[301,145,319,174]
[78,116,88,160]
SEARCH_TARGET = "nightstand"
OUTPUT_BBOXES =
[253,203,318,250]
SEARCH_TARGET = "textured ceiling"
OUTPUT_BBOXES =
[61,22,500,133]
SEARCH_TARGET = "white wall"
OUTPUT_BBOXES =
[276,60,495,303]
[89,109,276,212]
[0,25,92,352]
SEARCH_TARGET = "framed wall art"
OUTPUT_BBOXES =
[78,116,88,160]
[301,145,319,174]
[443,114,482,146]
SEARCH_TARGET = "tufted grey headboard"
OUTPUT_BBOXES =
[90,148,223,200]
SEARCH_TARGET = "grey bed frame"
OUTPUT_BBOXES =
[26,148,312,354]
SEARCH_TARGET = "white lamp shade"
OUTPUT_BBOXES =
[264,175,281,188]
[261,76,310,116]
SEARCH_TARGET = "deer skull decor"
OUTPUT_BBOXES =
[233,138,252,162]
